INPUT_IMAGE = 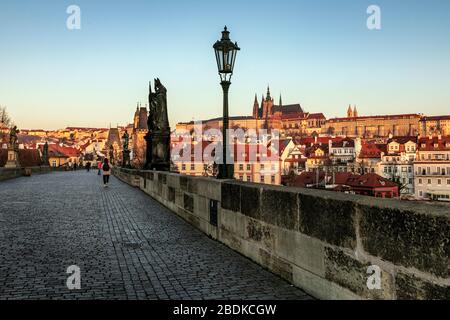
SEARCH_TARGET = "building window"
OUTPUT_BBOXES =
[260,164,265,171]
[438,179,442,185]
[260,176,265,183]
[239,164,244,171]
[239,175,244,181]
[182,164,186,171]
[271,176,275,184]
[190,164,195,171]
[428,179,432,185]
[419,178,422,184]
[447,179,450,185]
[247,164,251,171]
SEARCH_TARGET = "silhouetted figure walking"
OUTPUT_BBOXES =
[102,158,111,187]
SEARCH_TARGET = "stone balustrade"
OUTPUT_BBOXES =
[0,166,52,182]
[113,167,450,300]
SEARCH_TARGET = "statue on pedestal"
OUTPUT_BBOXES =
[9,126,20,150]
[5,126,20,168]
[122,131,131,168]
[145,78,171,171]
[109,145,114,165]
[122,131,129,151]
[42,141,49,166]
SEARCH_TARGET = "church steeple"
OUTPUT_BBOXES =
[266,85,272,101]
[347,104,353,118]
[279,94,282,108]
[353,105,358,118]
[253,94,259,119]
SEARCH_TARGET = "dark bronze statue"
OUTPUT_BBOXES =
[145,78,171,171]
[122,131,129,151]
[9,125,19,149]
[148,78,169,132]
[42,141,49,165]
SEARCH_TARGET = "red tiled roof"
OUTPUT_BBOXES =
[308,113,326,119]
[359,143,385,158]
[417,136,450,151]
[387,136,417,145]
[331,138,355,148]
[346,173,398,188]
[40,144,80,158]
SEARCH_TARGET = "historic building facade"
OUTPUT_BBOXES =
[324,107,421,138]
[379,137,417,195]
[420,115,450,136]
[176,87,325,136]
[414,135,450,201]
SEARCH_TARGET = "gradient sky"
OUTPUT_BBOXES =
[1,0,449,130]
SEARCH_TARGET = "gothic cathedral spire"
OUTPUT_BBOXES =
[253,94,259,119]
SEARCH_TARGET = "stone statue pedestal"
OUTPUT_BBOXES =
[122,150,131,168]
[5,147,20,168]
[145,130,170,171]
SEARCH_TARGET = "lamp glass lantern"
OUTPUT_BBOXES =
[213,26,240,83]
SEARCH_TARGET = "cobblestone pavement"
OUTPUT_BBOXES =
[0,171,312,300]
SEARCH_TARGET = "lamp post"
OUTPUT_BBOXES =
[213,26,240,179]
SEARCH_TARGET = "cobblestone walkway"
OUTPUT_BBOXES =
[0,171,312,300]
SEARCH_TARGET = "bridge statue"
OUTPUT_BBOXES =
[5,126,20,168]
[122,131,129,151]
[122,131,131,168]
[9,126,20,150]
[42,141,49,165]
[145,78,171,171]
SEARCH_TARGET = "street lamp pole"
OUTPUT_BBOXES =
[219,80,233,179]
[213,26,240,179]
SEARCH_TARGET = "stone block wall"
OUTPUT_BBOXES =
[0,166,52,182]
[113,168,450,300]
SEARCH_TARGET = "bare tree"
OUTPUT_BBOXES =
[0,106,12,127]
[0,106,13,141]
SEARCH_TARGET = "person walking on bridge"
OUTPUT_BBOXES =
[97,159,102,176]
[102,158,111,187]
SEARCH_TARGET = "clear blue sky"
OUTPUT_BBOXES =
[1,0,449,130]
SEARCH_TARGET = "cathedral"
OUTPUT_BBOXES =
[252,86,304,128]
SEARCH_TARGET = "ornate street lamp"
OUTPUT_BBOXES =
[213,26,240,179]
